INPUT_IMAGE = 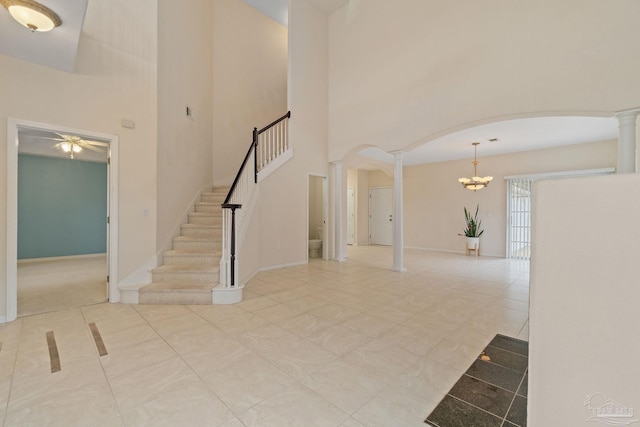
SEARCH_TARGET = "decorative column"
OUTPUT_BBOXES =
[616,110,639,174]
[332,161,346,262]
[391,151,406,272]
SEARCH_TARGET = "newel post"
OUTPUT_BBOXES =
[253,127,258,183]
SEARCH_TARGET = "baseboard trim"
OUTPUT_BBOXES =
[18,253,107,264]
[259,260,307,272]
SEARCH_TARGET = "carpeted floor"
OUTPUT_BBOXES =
[425,334,528,427]
[17,255,107,317]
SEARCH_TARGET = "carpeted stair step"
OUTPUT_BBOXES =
[201,191,227,204]
[139,282,213,305]
[188,212,222,225]
[172,235,222,252]
[195,202,218,214]
[151,264,219,284]
[163,249,221,266]
[180,223,222,238]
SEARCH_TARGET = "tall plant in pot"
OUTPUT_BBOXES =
[461,204,484,254]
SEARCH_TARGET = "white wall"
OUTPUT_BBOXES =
[403,140,616,256]
[157,0,214,254]
[529,172,640,425]
[255,0,329,269]
[212,0,288,185]
[0,0,158,317]
[328,0,640,161]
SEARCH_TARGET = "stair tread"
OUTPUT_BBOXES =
[153,264,219,273]
[140,282,215,291]
[164,249,222,257]
[181,223,222,229]
[190,211,216,216]
[173,235,218,242]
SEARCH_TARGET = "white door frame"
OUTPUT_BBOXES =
[5,118,119,323]
[347,187,355,245]
[308,173,329,260]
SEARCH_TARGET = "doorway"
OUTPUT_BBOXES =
[308,174,328,260]
[347,187,355,245]
[5,118,119,322]
[369,187,393,245]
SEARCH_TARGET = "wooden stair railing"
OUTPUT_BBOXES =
[220,111,291,288]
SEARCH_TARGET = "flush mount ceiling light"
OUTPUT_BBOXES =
[458,142,493,191]
[0,0,61,32]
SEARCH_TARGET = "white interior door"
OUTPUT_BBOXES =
[369,187,393,245]
[347,187,355,245]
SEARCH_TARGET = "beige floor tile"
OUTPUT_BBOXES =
[201,350,295,415]
[133,304,194,323]
[267,339,339,380]
[120,386,233,427]
[300,358,390,414]
[148,310,212,336]
[272,312,335,338]
[310,304,362,323]
[162,323,228,355]
[340,418,366,426]
[108,356,207,413]
[352,383,433,427]
[341,313,397,338]
[238,383,349,427]
[97,322,160,352]
[378,324,445,356]
[343,339,420,380]
[180,335,251,377]
[306,324,371,356]
[101,337,177,377]
[5,379,120,427]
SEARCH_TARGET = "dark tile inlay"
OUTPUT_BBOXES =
[517,372,528,397]
[0,341,3,354]
[506,395,527,427]
[426,395,503,427]
[489,335,528,357]
[426,335,529,426]
[466,359,523,393]
[88,322,108,356]
[46,331,61,373]
[448,374,514,418]
[481,345,528,373]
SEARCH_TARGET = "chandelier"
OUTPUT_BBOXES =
[458,142,493,191]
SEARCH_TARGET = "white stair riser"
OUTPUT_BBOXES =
[188,214,222,225]
[173,240,222,251]
[195,203,218,213]
[181,226,222,238]
[163,254,218,266]
[152,271,218,284]
[201,193,226,203]
[139,291,212,305]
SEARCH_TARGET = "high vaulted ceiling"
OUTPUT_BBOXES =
[2,0,621,167]
[0,0,88,72]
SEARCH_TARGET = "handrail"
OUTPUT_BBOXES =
[221,111,291,288]
[223,111,291,206]
[258,111,291,134]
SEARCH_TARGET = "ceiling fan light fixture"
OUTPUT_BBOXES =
[60,142,71,152]
[0,0,61,32]
[72,144,82,153]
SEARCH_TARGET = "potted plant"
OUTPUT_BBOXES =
[461,204,483,255]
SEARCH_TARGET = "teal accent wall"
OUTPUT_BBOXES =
[18,154,108,260]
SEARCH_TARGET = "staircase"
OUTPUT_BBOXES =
[138,187,227,304]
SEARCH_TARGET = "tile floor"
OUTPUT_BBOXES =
[425,334,528,427]
[0,246,529,426]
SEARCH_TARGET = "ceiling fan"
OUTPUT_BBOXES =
[43,133,108,159]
